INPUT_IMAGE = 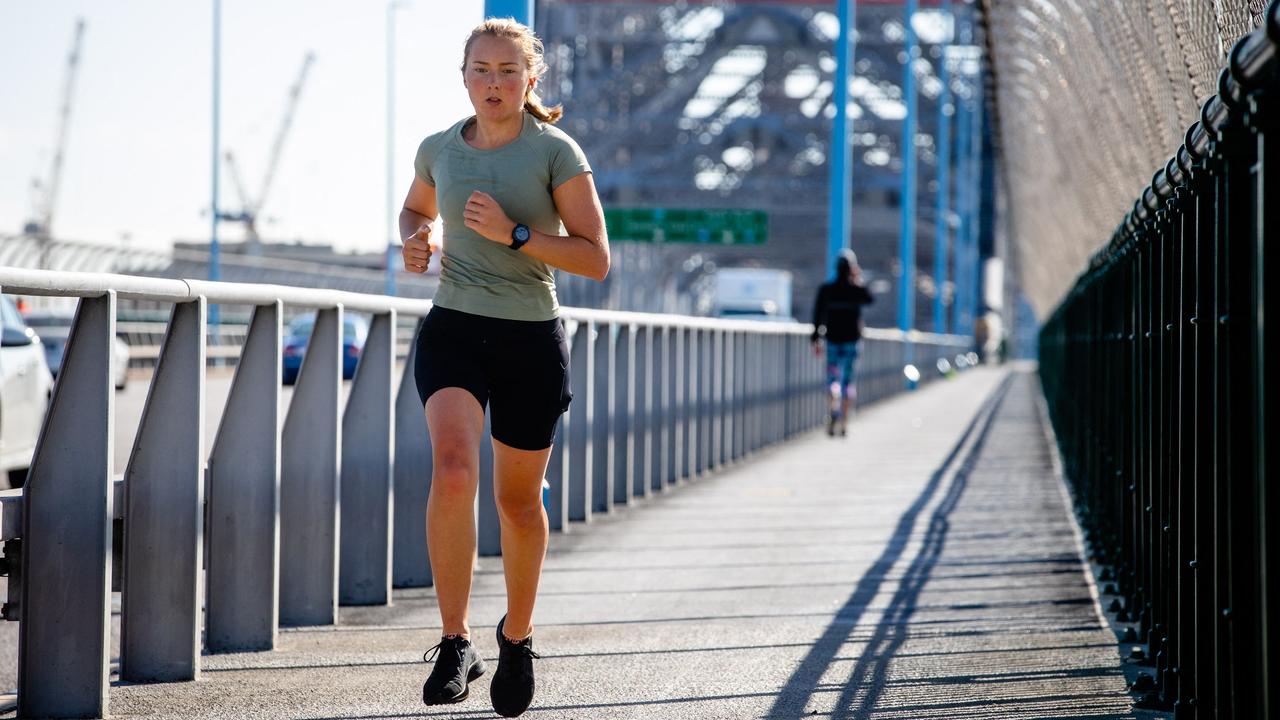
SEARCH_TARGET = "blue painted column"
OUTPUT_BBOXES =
[932,1,952,335]
[898,0,918,385]
[826,0,856,278]
[966,63,984,336]
[485,0,533,22]
[952,74,971,337]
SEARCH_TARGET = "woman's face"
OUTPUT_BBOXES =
[463,34,533,121]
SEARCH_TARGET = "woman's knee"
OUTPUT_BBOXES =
[431,453,478,501]
[496,491,544,527]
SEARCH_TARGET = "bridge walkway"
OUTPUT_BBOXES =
[12,366,1148,719]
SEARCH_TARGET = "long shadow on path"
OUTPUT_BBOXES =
[766,374,1014,720]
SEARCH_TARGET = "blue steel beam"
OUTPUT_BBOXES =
[827,0,856,280]
[966,63,983,335]
[485,0,533,22]
[932,0,952,335]
[952,72,971,337]
[898,0,919,384]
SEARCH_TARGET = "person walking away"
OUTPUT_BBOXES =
[811,250,874,436]
[399,17,608,718]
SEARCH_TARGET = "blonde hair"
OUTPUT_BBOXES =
[461,18,563,124]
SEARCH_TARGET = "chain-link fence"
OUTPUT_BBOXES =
[983,0,1266,317]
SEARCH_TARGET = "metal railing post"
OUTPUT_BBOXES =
[546,383,570,532]
[735,331,746,460]
[18,292,115,719]
[653,325,669,493]
[206,300,281,652]
[567,320,593,521]
[340,310,396,604]
[121,297,205,682]
[1248,77,1275,718]
[592,321,613,513]
[720,329,733,465]
[393,317,432,587]
[702,328,714,473]
[711,329,724,468]
[612,323,634,506]
[667,325,681,488]
[680,325,691,481]
[279,307,342,626]
[634,324,654,500]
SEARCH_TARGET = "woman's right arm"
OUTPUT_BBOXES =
[400,176,439,273]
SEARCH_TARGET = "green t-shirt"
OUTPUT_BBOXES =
[415,112,591,321]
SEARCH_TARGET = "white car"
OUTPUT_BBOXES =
[24,310,130,390]
[0,295,54,488]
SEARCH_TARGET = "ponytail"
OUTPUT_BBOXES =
[524,88,563,124]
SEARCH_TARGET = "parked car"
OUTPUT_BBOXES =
[0,295,54,488]
[282,313,368,385]
[23,310,131,390]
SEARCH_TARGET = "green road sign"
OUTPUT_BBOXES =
[604,208,768,245]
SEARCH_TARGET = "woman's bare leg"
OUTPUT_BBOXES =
[491,438,552,640]
[425,388,486,639]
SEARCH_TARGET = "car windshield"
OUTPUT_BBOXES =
[288,318,315,339]
[24,315,75,328]
[1,297,27,332]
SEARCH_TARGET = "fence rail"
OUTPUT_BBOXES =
[0,266,967,718]
[1039,4,1276,717]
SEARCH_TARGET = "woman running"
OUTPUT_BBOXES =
[811,249,874,436]
[399,18,607,717]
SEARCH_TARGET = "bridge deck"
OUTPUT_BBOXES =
[7,366,1147,719]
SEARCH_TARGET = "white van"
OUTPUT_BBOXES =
[0,295,54,488]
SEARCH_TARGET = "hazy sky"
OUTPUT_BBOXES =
[1,1,485,254]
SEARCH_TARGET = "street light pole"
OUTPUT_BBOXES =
[386,0,407,297]
[210,0,222,330]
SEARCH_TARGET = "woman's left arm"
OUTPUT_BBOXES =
[462,172,610,281]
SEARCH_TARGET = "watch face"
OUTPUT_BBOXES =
[514,225,531,242]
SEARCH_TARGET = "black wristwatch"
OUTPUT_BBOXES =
[509,223,531,251]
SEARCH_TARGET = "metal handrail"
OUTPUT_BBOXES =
[1,265,971,718]
[1,266,968,344]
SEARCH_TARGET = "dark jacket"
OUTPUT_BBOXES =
[812,280,874,344]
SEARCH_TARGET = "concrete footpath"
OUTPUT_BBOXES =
[5,366,1143,719]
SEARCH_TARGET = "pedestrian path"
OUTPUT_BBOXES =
[19,366,1144,719]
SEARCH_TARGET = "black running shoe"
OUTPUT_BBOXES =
[422,635,486,705]
[490,615,540,717]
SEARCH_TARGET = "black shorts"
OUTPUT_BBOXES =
[413,305,573,451]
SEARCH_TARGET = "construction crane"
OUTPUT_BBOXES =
[219,52,315,252]
[25,17,86,265]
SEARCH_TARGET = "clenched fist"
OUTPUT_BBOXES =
[402,222,433,273]
[463,191,516,245]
